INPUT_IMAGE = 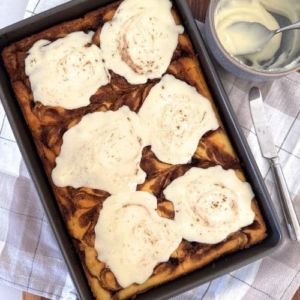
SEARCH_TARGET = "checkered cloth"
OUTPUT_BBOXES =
[0,0,299,299]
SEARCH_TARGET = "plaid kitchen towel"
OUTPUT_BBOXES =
[0,0,299,299]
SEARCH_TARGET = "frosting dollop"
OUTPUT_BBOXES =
[138,74,219,164]
[100,0,183,84]
[164,166,255,244]
[94,191,182,287]
[52,106,148,194]
[25,31,110,109]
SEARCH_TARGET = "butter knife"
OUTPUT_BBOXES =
[249,87,300,241]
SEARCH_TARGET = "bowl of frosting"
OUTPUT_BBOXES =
[205,0,300,81]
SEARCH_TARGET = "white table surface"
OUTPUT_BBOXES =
[0,0,28,28]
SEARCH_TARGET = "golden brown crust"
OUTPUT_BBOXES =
[2,2,267,299]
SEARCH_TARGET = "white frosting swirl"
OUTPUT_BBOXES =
[100,0,183,84]
[138,74,219,165]
[25,31,110,109]
[52,106,148,194]
[95,191,182,287]
[164,166,255,244]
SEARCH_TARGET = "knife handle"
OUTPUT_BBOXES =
[271,157,300,241]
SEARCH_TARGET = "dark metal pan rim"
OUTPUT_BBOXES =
[0,1,281,299]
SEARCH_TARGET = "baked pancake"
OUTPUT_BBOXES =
[2,1,267,299]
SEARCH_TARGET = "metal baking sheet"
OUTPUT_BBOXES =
[0,1,281,299]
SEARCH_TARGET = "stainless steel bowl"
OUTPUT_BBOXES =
[204,0,300,81]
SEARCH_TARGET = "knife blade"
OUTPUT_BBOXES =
[249,87,277,159]
[249,86,300,241]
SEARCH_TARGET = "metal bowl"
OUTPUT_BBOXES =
[204,0,300,81]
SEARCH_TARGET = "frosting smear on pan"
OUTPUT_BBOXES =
[100,0,184,84]
[25,31,110,109]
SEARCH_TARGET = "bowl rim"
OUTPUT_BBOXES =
[208,0,300,77]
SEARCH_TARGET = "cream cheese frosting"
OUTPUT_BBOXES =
[52,106,148,194]
[138,74,219,165]
[25,31,110,109]
[94,191,182,287]
[214,0,300,70]
[100,0,184,84]
[214,0,281,65]
[164,166,255,244]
